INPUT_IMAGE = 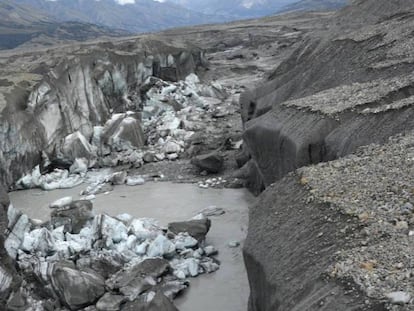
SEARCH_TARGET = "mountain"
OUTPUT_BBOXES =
[167,0,296,19]
[168,0,350,20]
[14,0,224,33]
[0,0,128,49]
[7,0,350,41]
[278,0,349,12]
[0,0,350,50]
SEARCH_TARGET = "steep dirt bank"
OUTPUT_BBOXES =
[242,0,414,310]
[244,175,386,310]
[240,0,414,192]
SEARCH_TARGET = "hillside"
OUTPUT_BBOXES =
[279,0,348,12]
[167,0,295,19]
[0,0,129,49]
[14,0,224,33]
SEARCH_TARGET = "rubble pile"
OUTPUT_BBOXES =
[3,199,219,310]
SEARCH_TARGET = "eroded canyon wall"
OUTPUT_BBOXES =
[242,0,414,309]
[0,44,207,188]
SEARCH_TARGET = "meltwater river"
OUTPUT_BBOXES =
[9,182,254,311]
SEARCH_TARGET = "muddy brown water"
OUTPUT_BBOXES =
[9,182,254,311]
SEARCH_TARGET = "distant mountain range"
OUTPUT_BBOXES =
[0,0,128,49]
[13,0,224,33]
[14,0,350,32]
[0,0,350,50]
[166,0,296,19]
[279,0,349,13]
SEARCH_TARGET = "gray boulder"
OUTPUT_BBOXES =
[51,200,94,234]
[96,293,126,311]
[6,288,29,311]
[108,171,127,185]
[143,152,156,163]
[76,254,124,280]
[168,219,211,242]
[51,263,105,310]
[146,292,178,311]
[102,114,145,151]
[121,292,178,311]
[156,280,189,300]
[61,131,96,162]
[4,205,31,259]
[191,151,224,174]
[106,258,170,301]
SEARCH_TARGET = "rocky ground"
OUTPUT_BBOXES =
[0,10,331,311]
[300,131,414,309]
[241,1,414,310]
[5,1,414,310]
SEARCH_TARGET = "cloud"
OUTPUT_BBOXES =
[114,0,136,4]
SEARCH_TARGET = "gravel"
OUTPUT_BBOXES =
[299,131,414,309]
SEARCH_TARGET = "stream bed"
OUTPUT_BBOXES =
[9,182,254,311]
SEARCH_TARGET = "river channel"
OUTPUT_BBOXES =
[9,181,254,311]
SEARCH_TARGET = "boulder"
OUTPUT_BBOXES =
[121,297,148,311]
[69,158,89,175]
[51,200,94,234]
[173,233,198,251]
[191,151,224,174]
[51,263,105,310]
[128,218,162,241]
[146,292,179,311]
[92,214,128,245]
[106,258,169,300]
[21,228,56,256]
[61,131,96,162]
[168,219,211,242]
[147,235,176,258]
[6,288,29,311]
[157,280,188,300]
[143,152,156,163]
[163,141,182,154]
[102,114,145,151]
[96,293,125,311]
[108,171,127,185]
[172,258,200,277]
[5,206,31,259]
[76,254,123,280]
[157,115,181,133]
[121,292,178,311]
